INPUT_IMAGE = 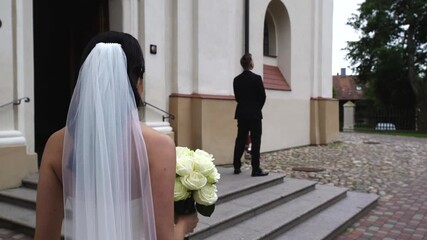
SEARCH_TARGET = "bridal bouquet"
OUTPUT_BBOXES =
[174,147,220,217]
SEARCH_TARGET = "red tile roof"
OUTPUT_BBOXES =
[332,75,364,100]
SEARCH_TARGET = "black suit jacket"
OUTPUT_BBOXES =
[233,70,266,120]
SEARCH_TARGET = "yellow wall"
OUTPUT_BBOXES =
[310,98,339,145]
[170,95,339,165]
[169,94,236,165]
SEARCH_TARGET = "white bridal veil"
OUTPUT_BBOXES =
[62,43,156,240]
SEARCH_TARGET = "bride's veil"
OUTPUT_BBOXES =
[62,43,156,239]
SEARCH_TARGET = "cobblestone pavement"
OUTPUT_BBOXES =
[1,132,427,239]
[249,132,427,240]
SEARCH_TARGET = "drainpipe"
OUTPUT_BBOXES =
[245,0,249,54]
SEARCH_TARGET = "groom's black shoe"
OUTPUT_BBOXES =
[251,169,269,177]
[234,169,241,174]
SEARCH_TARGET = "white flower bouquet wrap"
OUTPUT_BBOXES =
[174,147,220,217]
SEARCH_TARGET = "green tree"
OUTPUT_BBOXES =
[345,0,427,132]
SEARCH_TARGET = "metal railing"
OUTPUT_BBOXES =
[0,97,30,110]
[142,101,175,122]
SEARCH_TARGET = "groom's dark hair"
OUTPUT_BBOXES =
[240,53,253,70]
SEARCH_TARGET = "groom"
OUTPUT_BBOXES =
[232,53,268,177]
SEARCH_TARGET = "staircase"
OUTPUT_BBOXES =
[0,173,37,236]
[0,167,379,239]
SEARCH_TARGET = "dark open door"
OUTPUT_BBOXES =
[33,0,109,164]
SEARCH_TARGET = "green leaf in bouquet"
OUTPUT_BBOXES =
[195,203,215,217]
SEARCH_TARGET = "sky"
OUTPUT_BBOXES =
[332,0,365,76]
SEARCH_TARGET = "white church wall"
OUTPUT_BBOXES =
[170,1,245,96]
[0,0,35,152]
[0,0,15,131]
[173,0,195,94]
[0,0,37,189]
[142,0,171,123]
[169,0,329,101]
[320,0,334,98]
[167,0,333,152]
[195,1,244,96]
[15,0,35,152]
[137,0,333,152]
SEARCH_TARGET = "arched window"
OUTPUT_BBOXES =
[263,21,269,56]
[263,11,277,57]
[262,0,291,91]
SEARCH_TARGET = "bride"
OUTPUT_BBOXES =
[34,31,198,240]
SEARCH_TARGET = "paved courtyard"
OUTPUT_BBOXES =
[1,132,427,239]
[255,132,427,202]
[253,132,427,240]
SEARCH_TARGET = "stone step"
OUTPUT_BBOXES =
[0,187,36,209]
[11,169,285,204]
[0,167,379,240]
[189,178,317,239]
[275,191,379,240]
[201,184,349,240]
[0,202,35,237]
[0,167,286,237]
[215,167,286,204]
[21,174,38,190]
[0,168,284,210]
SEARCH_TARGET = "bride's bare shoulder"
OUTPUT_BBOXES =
[41,128,65,181]
[139,123,176,189]
[44,128,65,156]
[140,123,175,157]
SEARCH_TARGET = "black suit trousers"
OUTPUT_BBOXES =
[233,119,262,171]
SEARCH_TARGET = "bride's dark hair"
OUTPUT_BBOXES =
[80,31,145,106]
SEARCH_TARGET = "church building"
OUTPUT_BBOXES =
[0,0,337,189]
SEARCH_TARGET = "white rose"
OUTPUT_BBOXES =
[181,171,207,190]
[176,155,194,177]
[194,149,214,162]
[193,183,218,206]
[174,177,191,201]
[206,167,220,184]
[176,146,193,158]
[193,156,215,176]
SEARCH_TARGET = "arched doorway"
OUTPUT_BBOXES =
[33,0,109,163]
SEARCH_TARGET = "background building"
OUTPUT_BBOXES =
[333,68,365,130]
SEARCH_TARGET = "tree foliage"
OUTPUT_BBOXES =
[345,0,427,131]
